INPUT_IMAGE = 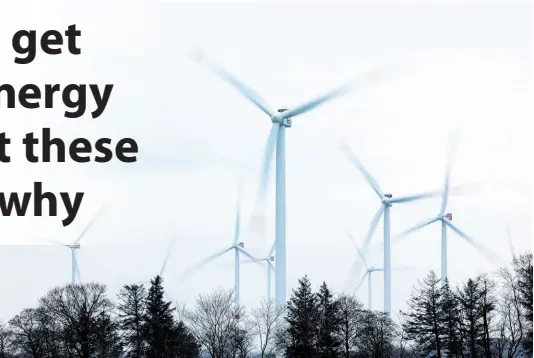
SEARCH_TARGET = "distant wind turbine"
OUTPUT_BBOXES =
[190,47,396,308]
[42,203,108,284]
[242,240,276,303]
[180,184,258,308]
[393,137,501,287]
[339,142,449,314]
[347,233,413,311]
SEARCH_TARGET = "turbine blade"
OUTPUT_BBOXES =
[268,261,275,272]
[232,183,243,246]
[505,224,516,260]
[268,240,276,256]
[355,271,369,293]
[159,238,178,277]
[444,220,502,264]
[40,238,67,246]
[180,247,232,280]
[389,190,442,204]
[393,217,440,243]
[189,47,275,117]
[280,66,393,119]
[344,259,364,292]
[361,205,385,251]
[346,232,368,270]
[440,133,459,215]
[241,259,264,264]
[237,247,259,262]
[339,142,384,199]
[248,123,279,235]
[73,202,108,245]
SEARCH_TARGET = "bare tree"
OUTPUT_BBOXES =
[0,321,13,358]
[336,293,363,358]
[8,308,47,358]
[498,267,525,358]
[185,287,244,358]
[249,299,285,358]
[39,283,114,358]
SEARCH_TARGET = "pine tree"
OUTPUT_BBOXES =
[117,283,147,357]
[142,275,178,358]
[457,278,483,358]
[174,321,200,358]
[316,282,341,357]
[440,280,463,358]
[401,271,444,357]
[91,311,123,357]
[285,275,319,358]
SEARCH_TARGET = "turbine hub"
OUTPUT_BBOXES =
[382,193,393,205]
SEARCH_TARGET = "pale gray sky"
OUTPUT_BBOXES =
[0,0,532,321]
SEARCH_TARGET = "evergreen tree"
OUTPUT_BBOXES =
[285,275,319,358]
[457,278,483,358]
[142,275,178,358]
[316,282,342,357]
[401,271,444,357]
[440,281,463,358]
[91,311,123,357]
[174,321,200,358]
[118,283,147,357]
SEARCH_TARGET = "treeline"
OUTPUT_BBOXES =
[0,252,531,358]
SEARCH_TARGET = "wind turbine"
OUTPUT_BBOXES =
[393,139,500,287]
[42,204,108,284]
[242,240,276,303]
[339,143,451,314]
[180,185,259,308]
[347,233,413,311]
[190,48,394,308]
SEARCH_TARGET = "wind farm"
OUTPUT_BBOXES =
[0,2,531,357]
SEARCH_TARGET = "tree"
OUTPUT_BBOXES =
[142,275,181,358]
[185,287,243,358]
[91,311,123,357]
[440,281,463,358]
[117,283,147,357]
[401,271,444,357]
[0,321,13,358]
[514,252,533,356]
[355,310,397,358]
[174,321,200,358]
[335,294,363,358]
[284,275,320,358]
[250,298,285,358]
[316,282,342,357]
[39,283,114,358]
[477,274,497,358]
[497,267,525,358]
[8,308,47,358]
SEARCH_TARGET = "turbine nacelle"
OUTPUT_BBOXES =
[381,193,393,205]
[271,108,292,127]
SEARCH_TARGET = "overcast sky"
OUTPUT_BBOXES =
[0,0,532,322]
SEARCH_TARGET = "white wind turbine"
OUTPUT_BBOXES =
[393,139,501,287]
[190,48,395,308]
[180,185,259,308]
[42,204,108,284]
[241,240,276,303]
[347,233,413,311]
[339,143,454,314]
